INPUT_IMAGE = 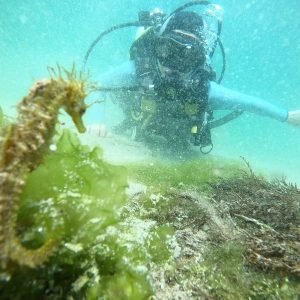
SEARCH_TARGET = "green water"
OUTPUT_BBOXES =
[0,0,299,182]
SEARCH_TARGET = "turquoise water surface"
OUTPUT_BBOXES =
[1,0,299,182]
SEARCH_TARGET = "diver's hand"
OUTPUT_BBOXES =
[287,110,300,126]
[86,124,112,137]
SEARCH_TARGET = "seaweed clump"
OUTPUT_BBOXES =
[1,130,172,299]
[124,158,300,299]
[211,161,300,276]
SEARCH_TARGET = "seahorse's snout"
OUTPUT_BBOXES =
[74,119,86,133]
[65,101,87,133]
[72,113,86,133]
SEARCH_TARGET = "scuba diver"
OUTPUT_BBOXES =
[83,1,300,154]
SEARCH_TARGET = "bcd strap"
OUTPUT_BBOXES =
[191,111,213,154]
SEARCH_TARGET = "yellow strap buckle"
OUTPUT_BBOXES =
[191,126,198,134]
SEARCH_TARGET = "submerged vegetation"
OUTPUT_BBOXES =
[125,159,300,299]
[1,130,157,299]
[0,75,299,298]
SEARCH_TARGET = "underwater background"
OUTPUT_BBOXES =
[1,0,300,183]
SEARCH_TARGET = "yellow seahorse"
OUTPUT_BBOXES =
[0,67,89,268]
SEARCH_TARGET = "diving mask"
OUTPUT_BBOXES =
[155,30,205,73]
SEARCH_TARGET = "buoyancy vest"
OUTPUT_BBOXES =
[129,27,216,152]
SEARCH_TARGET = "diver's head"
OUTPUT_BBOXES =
[155,11,206,78]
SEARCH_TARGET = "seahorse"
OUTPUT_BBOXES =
[0,67,89,268]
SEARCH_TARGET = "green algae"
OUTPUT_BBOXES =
[18,129,127,245]
[0,125,299,299]
[0,130,172,299]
